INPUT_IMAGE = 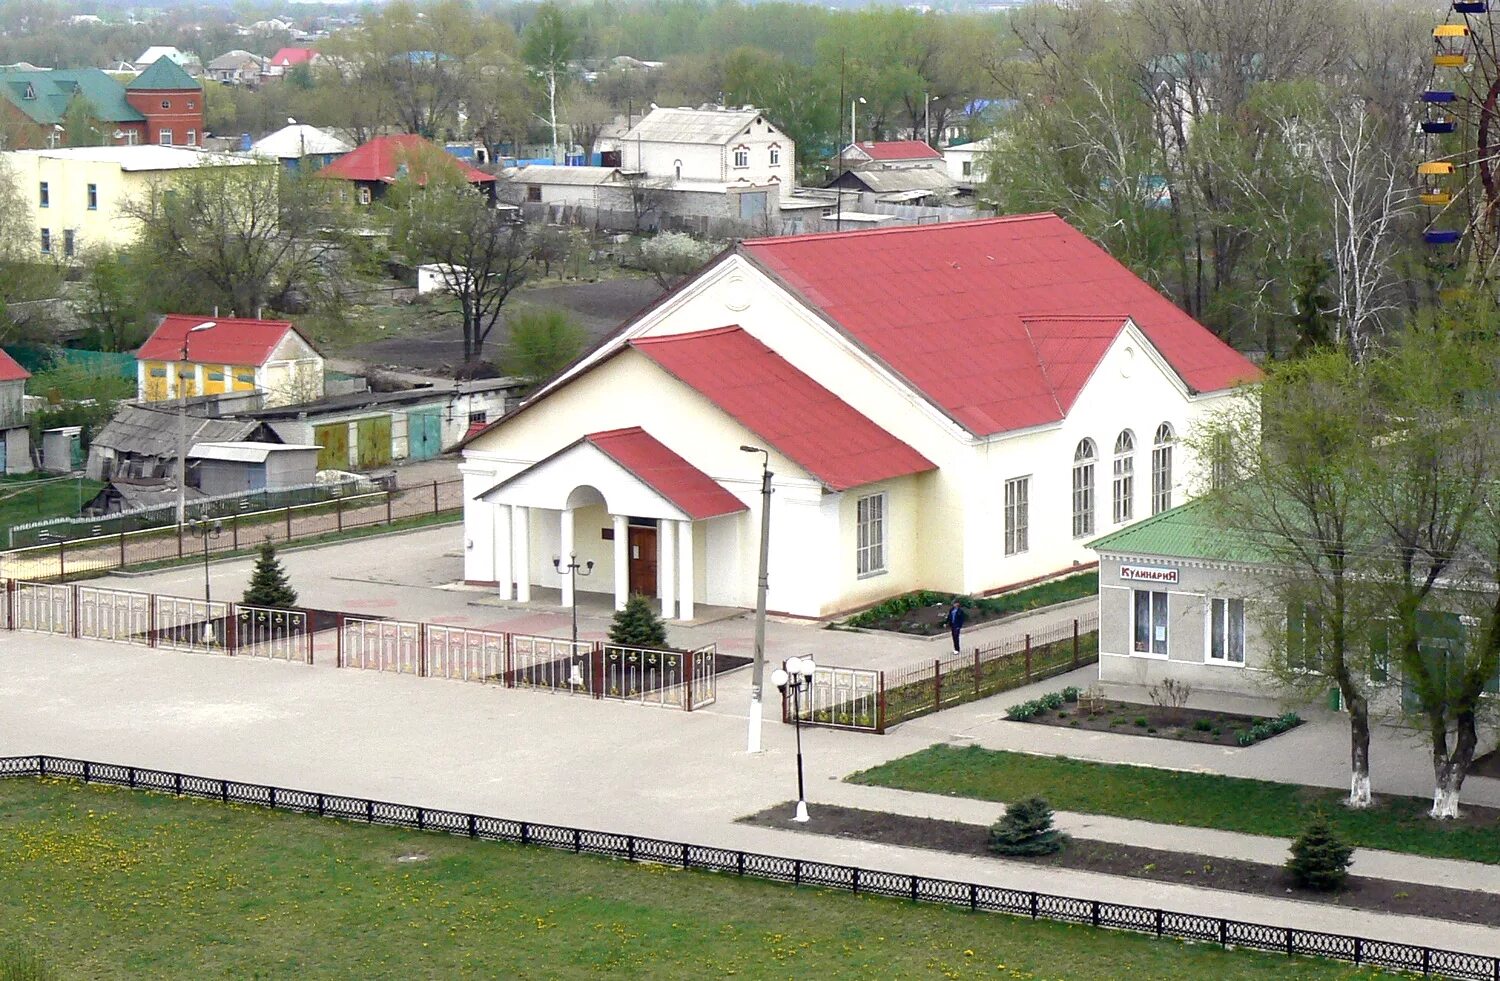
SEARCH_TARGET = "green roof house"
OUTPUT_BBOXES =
[0,61,203,149]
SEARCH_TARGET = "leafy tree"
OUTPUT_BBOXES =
[76,248,146,352]
[638,232,719,290]
[501,307,585,389]
[609,593,669,649]
[243,540,299,608]
[1285,813,1354,890]
[61,95,105,147]
[523,2,579,163]
[987,797,1066,856]
[1288,256,1334,359]
[388,149,530,366]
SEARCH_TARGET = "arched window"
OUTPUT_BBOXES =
[1112,430,1135,524]
[1152,423,1174,515]
[1072,438,1096,538]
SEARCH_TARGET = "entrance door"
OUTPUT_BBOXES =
[627,527,657,598]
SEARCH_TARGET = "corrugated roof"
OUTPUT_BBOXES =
[622,106,760,146]
[137,315,309,366]
[629,326,934,492]
[208,50,262,71]
[504,164,621,186]
[839,167,955,194]
[1089,498,1269,564]
[128,57,200,90]
[0,68,144,125]
[92,404,263,457]
[317,134,494,184]
[269,48,317,67]
[189,441,319,463]
[851,140,942,161]
[584,427,747,520]
[740,215,1261,436]
[252,124,352,159]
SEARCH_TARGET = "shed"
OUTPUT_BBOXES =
[41,426,82,473]
[188,441,320,496]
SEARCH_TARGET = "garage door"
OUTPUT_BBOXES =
[356,416,392,469]
[314,423,349,470]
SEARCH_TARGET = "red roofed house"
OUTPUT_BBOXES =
[266,47,319,77]
[316,134,497,206]
[841,140,943,168]
[136,315,325,409]
[460,214,1259,620]
[0,348,31,473]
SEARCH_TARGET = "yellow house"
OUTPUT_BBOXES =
[136,315,324,409]
[1,145,259,256]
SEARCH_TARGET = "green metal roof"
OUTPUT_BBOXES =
[1088,497,1270,564]
[127,57,200,91]
[0,69,144,125]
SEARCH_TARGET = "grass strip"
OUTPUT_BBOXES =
[850,744,1500,864]
[0,777,1391,980]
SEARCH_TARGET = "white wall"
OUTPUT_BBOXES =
[621,113,795,201]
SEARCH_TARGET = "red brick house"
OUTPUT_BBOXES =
[0,62,202,149]
[125,58,205,146]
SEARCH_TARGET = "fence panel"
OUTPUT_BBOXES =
[341,617,422,674]
[602,644,707,708]
[790,665,882,732]
[689,645,717,709]
[234,606,312,662]
[76,585,150,643]
[510,633,593,693]
[425,625,506,682]
[13,581,71,634]
[152,595,229,653]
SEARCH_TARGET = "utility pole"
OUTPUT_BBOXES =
[742,445,773,753]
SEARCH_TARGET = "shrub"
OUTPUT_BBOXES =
[1006,700,1042,721]
[1147,677,1193,712]
[608,594,669,649]
[501,306,586,388]
[1286,813,1354,891]
[988,797,1067,856]
[1038,691,1064,710]
[1061,686,1080,703]
[1133,717,1148,728]
[1192,718,1213,732]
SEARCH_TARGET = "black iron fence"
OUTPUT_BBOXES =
[0,754,1491,980]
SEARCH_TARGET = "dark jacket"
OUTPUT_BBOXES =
[945,605,967,629]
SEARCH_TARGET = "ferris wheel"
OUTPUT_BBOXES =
[1419,2,1500,282]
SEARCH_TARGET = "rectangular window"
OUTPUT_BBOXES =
[186,130,197,146]
[39,228,49,254]
[1152,443,1172,514]
[856,492,886,577]
[86,183,97,210]
[962,160,972,177]
[469,410,488,425]
[1004,476,1028,556]
[1211,432,1233,491]
[733,147,749,168]
[357,186,372,205]
[1072,460,1094,538]
[769,146,780,166]
[38,182,48,207]
[159,129,173,146]
[62,229,74,257]
[1133,589,1169,656]
[1113,455,1133,524]
[1286,603,1324,673]
[1208,597,1245,664]
[526,185,542,203]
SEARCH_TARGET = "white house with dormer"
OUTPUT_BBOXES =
[619,105,795,202]
[459,215,1259,620]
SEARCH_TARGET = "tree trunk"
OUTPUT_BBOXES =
[1346,691,1372,808]
[548,70,560,165]
[1431,713,1478,819]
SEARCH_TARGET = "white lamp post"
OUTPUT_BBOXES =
[773,655,816,823]
[175,321,216,526]
[851,96,866,146]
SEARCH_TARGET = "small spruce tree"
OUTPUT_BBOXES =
[1286,813,1354,891]
[609,593,669,648]
[242,540,298,608]
[988,797,1067,856]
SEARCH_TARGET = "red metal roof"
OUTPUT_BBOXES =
[630,327,934,492]
[852,140,942,161]
[0,348,28,383]
[269,48,316,67]
[584,427,747,520]
[137,315,302,367]
[316,134,495,185]
[740,215,1261,436]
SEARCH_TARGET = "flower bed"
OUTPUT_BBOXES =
[840,573,1097,636]
[1007,688,1302,748]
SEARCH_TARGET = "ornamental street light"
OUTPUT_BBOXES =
[851,95,866,145]
[741,444,773,753]
[175,321,216,526]
[553,552,594,688]
[188,517,223,643]
[772,655,816,823]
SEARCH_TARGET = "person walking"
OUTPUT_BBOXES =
[944,598,966,655]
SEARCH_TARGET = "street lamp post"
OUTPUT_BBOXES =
[741,445,773,753]
[851,96,866,146]
[552,552,595,645]
[772,655,816,823]
[189,517,223,643]
[175,321,217,526]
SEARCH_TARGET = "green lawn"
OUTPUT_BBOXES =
[851,744,1499,864]
[0,778,1389,980]
[0,475,102,538]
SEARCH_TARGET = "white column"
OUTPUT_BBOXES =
[559,507,575,608]
[494,504,513,599]
[678,519,694,622]
[512,506,531,602]
[612,514,628,611]
[659,518,676,620]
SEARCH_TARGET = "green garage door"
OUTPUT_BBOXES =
[356,416,392,469]
[314,424,349,470]
[407,408,442,460]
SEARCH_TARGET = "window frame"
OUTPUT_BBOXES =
[38,181,48,208]
[39,227,50,254]
[1072,438,1096,539]
[1132,588,1169,657]
[159,129,173,146]
[86,183,97,210]
[62,228,74,258]
[1206,596,1246,665]
[1152,422,1174,515]
[855,491,888,578]
[1004,475,1029,556]
[186,129,197,146]
[732,145,750,169]
[1112,430,1135,525]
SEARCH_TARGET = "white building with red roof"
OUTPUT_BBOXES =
[840,140,943,169]
[460,214,1259,620]
[136,314,324,408]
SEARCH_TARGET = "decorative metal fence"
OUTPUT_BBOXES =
[0,754,1492,981]
[787,615,1100,733]
[77,585,150,643]
[335,616,715,711]
[234,606,314,663]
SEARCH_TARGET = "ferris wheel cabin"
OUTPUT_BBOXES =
[1434,24,1471,67]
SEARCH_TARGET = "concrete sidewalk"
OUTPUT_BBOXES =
[2,632,1498,957]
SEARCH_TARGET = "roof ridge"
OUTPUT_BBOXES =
[741,213,1060,248]
[1088,497,1208,551]
[1017,320,1065,420]
[1020,314,1131,324]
